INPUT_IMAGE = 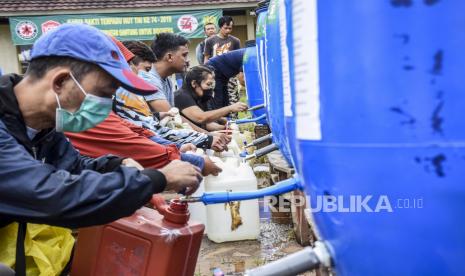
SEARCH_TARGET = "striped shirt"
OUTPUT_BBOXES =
[113,71,212,148]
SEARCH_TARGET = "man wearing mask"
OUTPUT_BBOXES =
[0,24,201,275]
[66,38,221,176]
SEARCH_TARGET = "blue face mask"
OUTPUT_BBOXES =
[55,73,113,132]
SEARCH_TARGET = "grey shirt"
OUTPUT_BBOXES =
[140,68,175,107]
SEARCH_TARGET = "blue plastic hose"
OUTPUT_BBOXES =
[200,177,302,205]
[234,114,267,125]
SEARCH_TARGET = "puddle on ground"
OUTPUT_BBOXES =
[258,221,294,262]
[195,221,303,276]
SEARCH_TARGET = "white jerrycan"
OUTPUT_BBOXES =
[204,156,260,243]
[185,149,208,233]
[187,179,208,233]
[186,148,243,235]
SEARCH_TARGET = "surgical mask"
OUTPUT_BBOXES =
[55,73,112,132]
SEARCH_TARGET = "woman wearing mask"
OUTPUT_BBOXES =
[174,65,247,131]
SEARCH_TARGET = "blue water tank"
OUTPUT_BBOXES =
[280,0,298,168]
[255,1,269,124]
[265,0,293,166]
[291,1,465,275]
[243,45,266,124]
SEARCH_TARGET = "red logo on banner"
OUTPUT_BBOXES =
[177,15,199,34]
[15,21,38,40]
[41,20,61,34]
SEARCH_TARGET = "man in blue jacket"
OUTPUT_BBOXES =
[0,24,202,275]
[206,48,245,110]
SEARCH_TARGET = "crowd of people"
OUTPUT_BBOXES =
[0,15,250,275]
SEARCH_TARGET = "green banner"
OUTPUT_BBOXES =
[9,10,222,45]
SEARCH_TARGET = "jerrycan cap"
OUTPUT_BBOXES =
[151,195,190,224]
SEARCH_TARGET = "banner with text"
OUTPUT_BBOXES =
[9,10,221,45]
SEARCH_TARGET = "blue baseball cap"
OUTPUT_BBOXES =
[30,23,156,95]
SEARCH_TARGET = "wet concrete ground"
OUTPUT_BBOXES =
[194,221,314,276]
[191,160,316,275]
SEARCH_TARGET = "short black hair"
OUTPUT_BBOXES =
[122,40,156,65]
[182,65,214,93]
[25,56,100,82]
[204,22,216,31]
[150,33,189,61]
[218,16,233,28]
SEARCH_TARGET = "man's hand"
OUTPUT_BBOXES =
[217,117,228,125]
[158,160,202,195]
[229,102,248,113]
[122,158,144,170]
[159,111,176,120]
[179,143,197,153]
[211,135,230,152]
[202,156,222,176]
[218,133,232,145]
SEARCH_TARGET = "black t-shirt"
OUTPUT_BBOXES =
[174,88,210,128]
[204,35,241,58]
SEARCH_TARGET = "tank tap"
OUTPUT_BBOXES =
[247,103,265,111]
[245,133,273,148]
[244,143,279,160]
[179,196,202,203]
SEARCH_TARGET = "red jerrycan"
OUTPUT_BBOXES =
[70,195,204,276]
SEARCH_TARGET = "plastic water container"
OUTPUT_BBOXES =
[291,0,465,275]
[204,157,260,243]
[187,179,208,233]
[228,130,247,156]
[187,134,252,235]
[265,0,293,166]
[243,45,267,124]
[71,197,204,276]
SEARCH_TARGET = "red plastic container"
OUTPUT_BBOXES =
[71,195,204,276]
